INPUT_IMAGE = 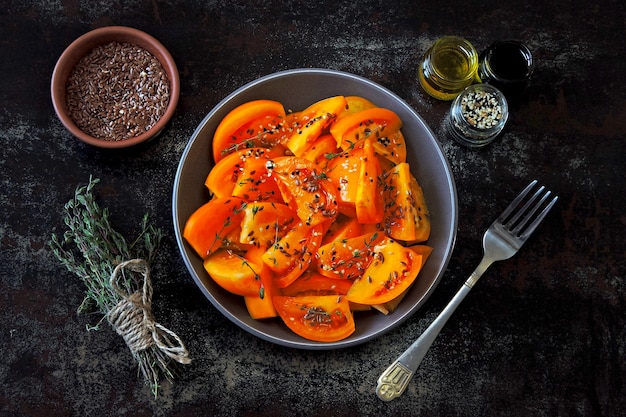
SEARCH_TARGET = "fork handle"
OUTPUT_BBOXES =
[376,257,494,401]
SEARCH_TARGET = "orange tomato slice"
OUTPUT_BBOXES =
[407,244,433,267]
[317,231,385,281]
[370,245,432,315]
[382,162,430,242]
[203,249,263,297]
[238,202,297,248]
[330,107,402,150]
[336,96,378,120]
[285,96,347,156]
[212,100,288,162]
[355,138,384,224]
[372,130,407,164]
[243,246,280,319]
[244,277,279,319]
[270,156,339,227]
[325,145,366,215]
[272,295,355,342]
[408,171,431,243]
[205,147,284,198]
[183,197,247,258]
[300,134,340,168]
[346,239,423,305]
[281,270,353,296]
[261,221,324,288]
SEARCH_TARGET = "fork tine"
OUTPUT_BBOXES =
[507,185,546,229]
[510,187,550,234]
[497,180,537,223]
[498,180,558,241]
[519,194,558,240]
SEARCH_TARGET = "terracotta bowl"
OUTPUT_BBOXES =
[51,26,179,148]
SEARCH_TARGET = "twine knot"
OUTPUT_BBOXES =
[106,259,191,365]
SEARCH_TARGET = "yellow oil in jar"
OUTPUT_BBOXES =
[418,36,479,100]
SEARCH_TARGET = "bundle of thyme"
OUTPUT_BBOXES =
[50,176,190,397]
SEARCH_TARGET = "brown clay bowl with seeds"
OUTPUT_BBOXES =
[51,26,179,148]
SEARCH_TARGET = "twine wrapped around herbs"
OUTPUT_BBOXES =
[50,177,191,397]
[107,259,191,383]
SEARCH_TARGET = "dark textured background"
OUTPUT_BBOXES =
[1,1,624,416]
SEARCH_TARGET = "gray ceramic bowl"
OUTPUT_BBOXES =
[173,69,457,349]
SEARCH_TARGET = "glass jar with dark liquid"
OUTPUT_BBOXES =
[477,40,534,98]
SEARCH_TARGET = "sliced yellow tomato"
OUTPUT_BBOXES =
[205,147,285,198]
[371,245,432,315]
[346,239,423,305]
[231,149,285,203]
[355,138,384,224]
[376,153,397,173]
[183,197,247,258]
[286,96,347,156]
[186,97,433,342]
[243,246,280,319]
[244,278,279,319]
[281,270,353,296]
[407,244,433,266]
[321,213,363,246]
[239,202,297,248]
[336,96,378,120]
[317,231,385,281]
[408,171,431,243]
[325,145,366,214]
[382,162,430,242]
[330,107,402,150]
[212,100,288,162]
[272,295,355,342]
[203,249,263,296]
[300,134,340,168]
[372,130,407,164]
[261,221,324,288]
[270,156,339,227]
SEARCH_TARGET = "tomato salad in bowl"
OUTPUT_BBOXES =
[173,69,457,349]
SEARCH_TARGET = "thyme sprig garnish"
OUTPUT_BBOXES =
[49,176,190,397]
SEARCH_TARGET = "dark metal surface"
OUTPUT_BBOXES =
[1,1,624,416]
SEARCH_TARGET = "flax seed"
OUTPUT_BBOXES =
[66,41,170,141]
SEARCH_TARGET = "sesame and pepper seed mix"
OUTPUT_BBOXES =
[459,89,503,129]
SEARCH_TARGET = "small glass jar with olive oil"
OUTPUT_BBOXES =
[418,36,479,101]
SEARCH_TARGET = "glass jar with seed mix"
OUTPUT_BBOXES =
[447,84,509,148]
[418,36,479,101]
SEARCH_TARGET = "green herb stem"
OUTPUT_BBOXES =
[49,176,180,397]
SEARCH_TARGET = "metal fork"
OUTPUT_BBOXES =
[376,180,558,402]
